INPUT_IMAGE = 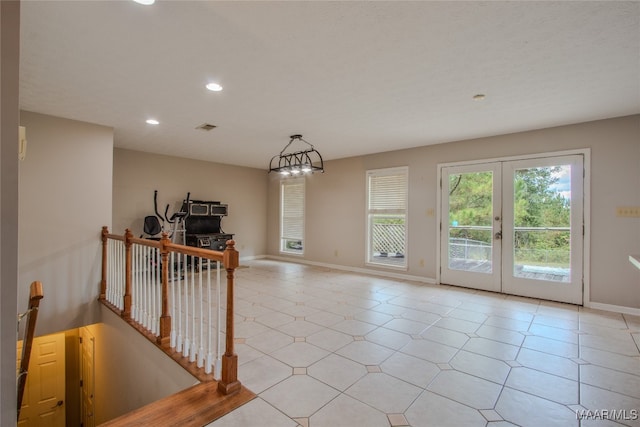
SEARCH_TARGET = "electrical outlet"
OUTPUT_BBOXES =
[334,249,339,257]
[616,206,640,217]
[419,258,425,267]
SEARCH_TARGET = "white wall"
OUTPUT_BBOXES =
[87,308,197,424]
[267,115,640,309]
[18,111,113,335]
[113,148,268,259]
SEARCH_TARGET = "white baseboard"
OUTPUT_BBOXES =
[265,255,437,285]
[584,301,640,316]
[239,254,267,263]
[245,256,640,316]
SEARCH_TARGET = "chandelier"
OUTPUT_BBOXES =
[269,134,324,176]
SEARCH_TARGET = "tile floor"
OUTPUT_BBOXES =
[208,259,640,427]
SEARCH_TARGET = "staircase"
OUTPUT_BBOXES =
[99,227,254,425]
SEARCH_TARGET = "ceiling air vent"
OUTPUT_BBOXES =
[196,123,217,131]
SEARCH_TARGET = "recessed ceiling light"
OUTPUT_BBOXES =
[146,119,159,125]
[473,94,486,101]
[206,82,223,92]
[133,0,155,5]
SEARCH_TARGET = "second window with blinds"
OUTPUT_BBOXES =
[280,178,305,255]
[366,167,408,268]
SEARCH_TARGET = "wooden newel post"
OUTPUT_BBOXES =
[157,232,171,346]
[218,240,241,395]
[100,226,108,300]
[123,229,133,319]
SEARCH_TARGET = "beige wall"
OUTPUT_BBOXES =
[268,115,640,309]
[18,111,113,335]
[1,1,21,423]
[112,148,268,259]
[87,308,197,424]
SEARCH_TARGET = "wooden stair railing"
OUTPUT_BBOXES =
[99,227,242,392]
[17,281,44,420]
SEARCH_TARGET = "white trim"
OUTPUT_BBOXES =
[365,166,409,269]
[437,148,592,169]
[584,302,640,317]
[239,255,267,262]
[252,255,638,316]
[436,148,591,306]
[267,255,436,284]
[280,177,305,255]
[582,149,591,307]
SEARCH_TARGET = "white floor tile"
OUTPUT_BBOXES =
[207,397,297,427]
[495,387,579,427]
[450,350,511,384]
[428,369,503,409]
[505,366,579,405]
[310,394,389,427]
[270,342,329,367]
[516,347,579,380]
[260,375,339,419]
[381,351,441,388]
[335,340,395,365]
[365,327,412,350]
[580,364,640,399]
[345,372,422,413]
[405,391,487,427]
[400,338,459,364]
[217,260,638,427]
[307,354,367,391]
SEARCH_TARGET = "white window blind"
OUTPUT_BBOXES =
[368,171,408,213]
[281,179,304,254]
[366,167,408,268]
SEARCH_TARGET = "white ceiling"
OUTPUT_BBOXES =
[19,1,640,170]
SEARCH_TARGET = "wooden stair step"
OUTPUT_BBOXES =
[99,381,255,427]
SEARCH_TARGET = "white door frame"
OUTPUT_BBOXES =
[440,162,502,293]
[436,148,591,305]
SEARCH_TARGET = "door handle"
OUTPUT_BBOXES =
[51,400,63,409]
[494,231,502,240]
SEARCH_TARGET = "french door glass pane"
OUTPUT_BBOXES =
[513,165,571,282]
[448,171,493,273]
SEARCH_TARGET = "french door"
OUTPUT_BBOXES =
[440,155,584,305]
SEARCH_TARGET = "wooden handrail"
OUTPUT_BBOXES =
[17,281,44,419]
[164,242,225,262]
[100,227,241,394]
[128,235,162,248]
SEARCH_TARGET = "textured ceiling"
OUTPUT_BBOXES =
[19,1,640,170]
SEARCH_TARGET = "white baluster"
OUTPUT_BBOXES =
[176,253,184,353]
[184,255,192,358]
[170,251,176,348]
[144,246,151,331]
[197,259,204,368]
[215,260,222,379]
[189,258,198,363]
[151,247,158,335]
[205,259,213,374]
[118,241,123,309]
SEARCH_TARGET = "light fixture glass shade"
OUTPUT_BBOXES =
[269,134,324,175]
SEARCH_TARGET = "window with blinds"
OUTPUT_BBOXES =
[366,167,408,268]
[280,178,305,254]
